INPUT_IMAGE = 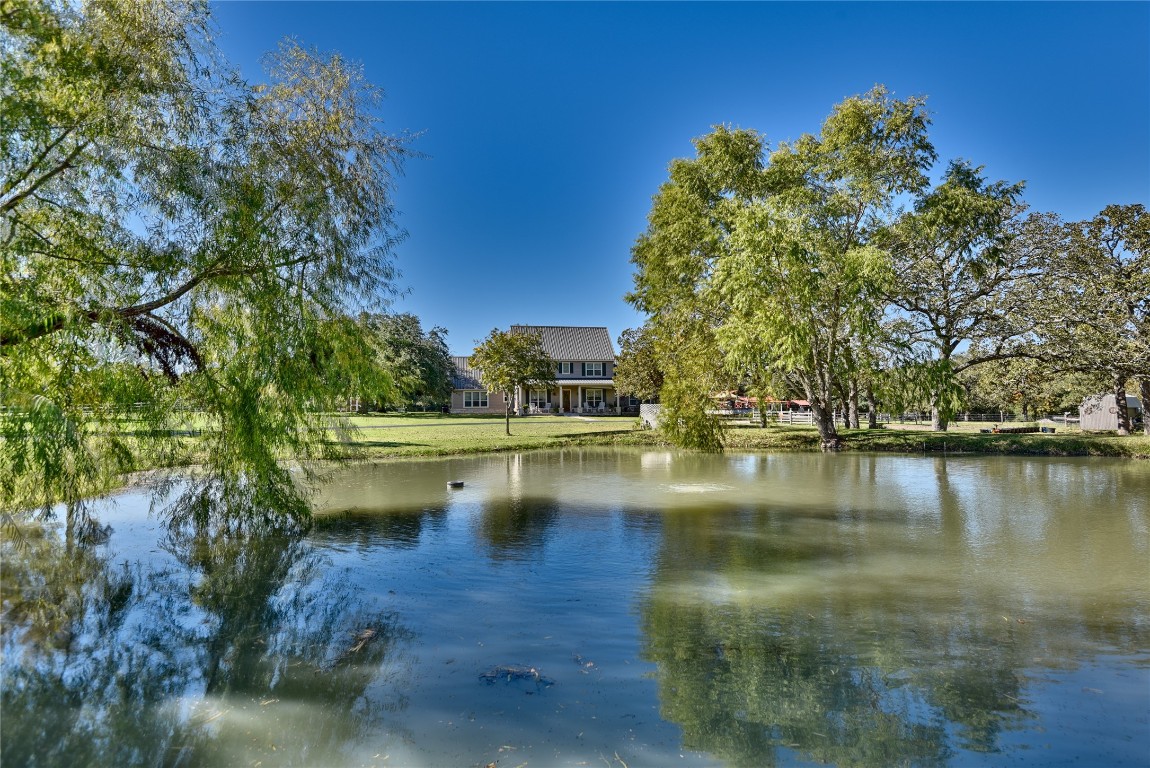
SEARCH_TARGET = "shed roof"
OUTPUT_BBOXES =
[509,325,615,360]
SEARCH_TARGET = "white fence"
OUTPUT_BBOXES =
[726,409,1081,427]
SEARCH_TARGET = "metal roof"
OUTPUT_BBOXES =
[509,325,615,361]
[453,327,617,391]
[450,356,483,389]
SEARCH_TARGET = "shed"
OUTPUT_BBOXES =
[1078,393,1144,431]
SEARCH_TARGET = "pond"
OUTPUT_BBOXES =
[3,449,1148,767]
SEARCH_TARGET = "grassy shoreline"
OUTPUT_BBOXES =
[717,424,1150,458]
[328,413,1150,461]
[16,414,1145,509]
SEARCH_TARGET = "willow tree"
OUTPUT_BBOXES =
[1,0,409,524]
[631,87,934,450]
[627,126,765,450]
[614,326,664,403]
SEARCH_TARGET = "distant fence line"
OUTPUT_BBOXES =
[712,409,1080,427]
[8,404,1078,428]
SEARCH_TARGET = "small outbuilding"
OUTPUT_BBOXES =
[1078,393,1144,431]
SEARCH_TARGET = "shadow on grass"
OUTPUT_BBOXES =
[352,441,429,449]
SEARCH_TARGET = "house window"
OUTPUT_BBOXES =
[529,389,549,407]
[463,391,488,408]
[584,362,605,377]
[585,389,604,407]
[558,362,573,375]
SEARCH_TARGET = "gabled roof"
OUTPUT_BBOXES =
[450,356,483,389]
[509,325,615,361]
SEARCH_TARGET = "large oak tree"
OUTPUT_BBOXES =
[362,313,453,410]
[881,161,1033,430]
[1033,204,1150,434]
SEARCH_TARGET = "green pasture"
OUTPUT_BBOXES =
[14,412,1146,481]
[328,414,1150,460]
[330,413,638,458]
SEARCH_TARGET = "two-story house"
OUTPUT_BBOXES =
[450,325,626,415]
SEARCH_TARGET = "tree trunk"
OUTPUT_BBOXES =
[1142,378,1150,436]
[504,395,512,436]
[848,379,860,429]
[929,389,948,432]
[1114,375,1130,435]
[810,400,841,450]
[866,386,878,429]
[803,367,841,450]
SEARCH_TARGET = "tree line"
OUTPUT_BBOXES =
[619,86,1148,449]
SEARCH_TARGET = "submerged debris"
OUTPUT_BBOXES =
[572,653,596,673]
[348,628,377,653]
[479,664,555,687]
[333,628,378,665]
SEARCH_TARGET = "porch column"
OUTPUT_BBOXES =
[578,385,583,414]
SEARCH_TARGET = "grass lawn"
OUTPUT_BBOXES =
[329,413,638,458]
[19,412,1144,508]
[327,413,1150,460]
[71,412,1150,471]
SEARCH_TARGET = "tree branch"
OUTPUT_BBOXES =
[1,139,90,213]
[1,126,78,199]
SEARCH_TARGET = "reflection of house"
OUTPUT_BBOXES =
[451,325,634,415]
[1079,393,1144,431]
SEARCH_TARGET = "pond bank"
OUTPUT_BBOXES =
[327,413,1150,460]
[25,417,1148,511]
[599,424,1150,459]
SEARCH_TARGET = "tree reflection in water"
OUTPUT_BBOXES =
[1,484,413,767]
[4,454,1147,767]
[639,498,1149,768]
[476,495,559,561]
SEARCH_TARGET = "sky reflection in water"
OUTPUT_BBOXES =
[3,449,1148,767]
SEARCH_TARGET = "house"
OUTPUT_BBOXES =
[450,325,635,415]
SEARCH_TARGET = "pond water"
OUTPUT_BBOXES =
[3,449,1149,767]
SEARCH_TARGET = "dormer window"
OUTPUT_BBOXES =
[584,362,604,377]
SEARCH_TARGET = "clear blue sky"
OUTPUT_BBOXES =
[210,1,1149,355]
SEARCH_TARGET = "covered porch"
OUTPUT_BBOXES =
[518,382,622,415]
